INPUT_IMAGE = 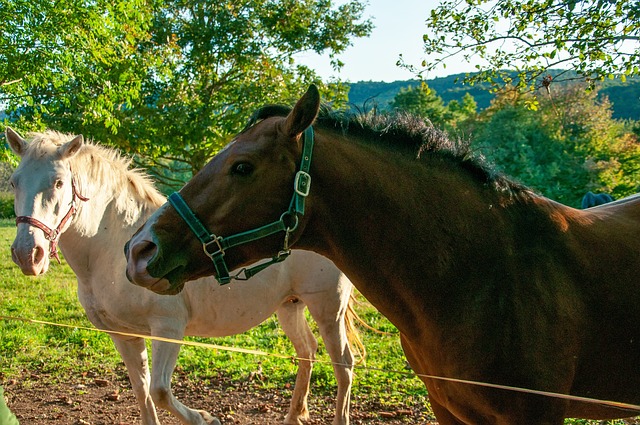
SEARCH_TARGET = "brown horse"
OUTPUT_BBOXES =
[126,85,640,424]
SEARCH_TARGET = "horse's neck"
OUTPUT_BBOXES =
[301,136,508,335]
[60,176,158,279]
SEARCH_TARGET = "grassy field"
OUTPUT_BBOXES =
[0,219,428,412]
[0,218,636,424]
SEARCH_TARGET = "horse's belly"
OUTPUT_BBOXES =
[566,401,640,420]
[568,336,640,417]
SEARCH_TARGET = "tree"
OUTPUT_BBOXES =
[389,83,449,126]
[2,0,372,187]
[472,85,640,206]
[389,82,477,131]
[417,0,640,91]
[1,0,160,128]
[444,92,477,131]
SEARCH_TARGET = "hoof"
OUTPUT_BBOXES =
[199,410,221,425]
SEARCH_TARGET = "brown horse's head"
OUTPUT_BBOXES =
[125,85,320,294]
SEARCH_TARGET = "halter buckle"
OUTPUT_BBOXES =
[294,171,311,197]
[46,229,59,242]
[203,236,225,258]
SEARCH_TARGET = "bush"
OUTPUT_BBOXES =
[0,192,15,218]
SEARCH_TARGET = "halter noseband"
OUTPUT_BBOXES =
[15,174,89,264]
[169,126,314,285]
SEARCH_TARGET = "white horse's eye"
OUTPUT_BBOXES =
[55,179,64,189]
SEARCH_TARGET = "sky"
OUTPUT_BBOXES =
[296,0,471,83]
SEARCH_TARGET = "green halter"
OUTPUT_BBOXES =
[168,126,314,285]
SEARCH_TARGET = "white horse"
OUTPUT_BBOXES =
[6,127,357,425]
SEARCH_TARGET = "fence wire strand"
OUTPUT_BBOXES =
[2,314,640,414]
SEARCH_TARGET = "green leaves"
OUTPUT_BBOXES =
[472,85,640,206]
[1,0,371,188]
[420,0,640,92]
[389,82,477,131]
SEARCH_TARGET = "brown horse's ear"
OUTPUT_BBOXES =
[5,127,27,157]
[283,84,320,138]
[56,134,84,160]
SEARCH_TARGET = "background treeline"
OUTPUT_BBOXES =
[350,76,640,208]
[348,72,640,120]
[2,73,638,211]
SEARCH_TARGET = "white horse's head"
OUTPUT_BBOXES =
[7,127,86,275]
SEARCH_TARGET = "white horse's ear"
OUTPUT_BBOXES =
[5,127,27,157]
[57,134,84,159]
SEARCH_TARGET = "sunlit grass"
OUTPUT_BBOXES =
[0,219,425,401]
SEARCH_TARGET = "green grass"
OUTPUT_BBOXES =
[0,219,427,406]
[0,218,636,423]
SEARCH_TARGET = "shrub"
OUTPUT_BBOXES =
[0,192,15,218]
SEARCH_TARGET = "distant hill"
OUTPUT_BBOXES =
[347,72,640,120]
[599,79,640,120]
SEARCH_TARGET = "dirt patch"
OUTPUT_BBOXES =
[3,368,433,424]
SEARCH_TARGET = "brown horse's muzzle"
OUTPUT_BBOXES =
[125,229,185,295]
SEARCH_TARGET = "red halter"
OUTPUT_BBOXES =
[15,175,89,264]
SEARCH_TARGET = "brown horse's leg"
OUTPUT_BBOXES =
[399,333,466,424]
[430,397,467,425]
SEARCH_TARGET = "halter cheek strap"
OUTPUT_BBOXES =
[169,126,314,285]
[15,176,89,264]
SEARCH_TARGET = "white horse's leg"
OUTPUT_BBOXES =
[110,336,160,425]
[277,300,318,425]
[304,286,354,425]
[150,340,221,425]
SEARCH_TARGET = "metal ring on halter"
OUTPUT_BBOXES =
[280,211,299,233]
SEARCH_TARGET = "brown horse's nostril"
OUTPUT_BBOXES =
[124,240,131,258]
[126,238,161,285]
[131,239,159,264]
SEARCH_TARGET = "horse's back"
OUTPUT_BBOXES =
[584,192,640,210]
[572,192,640,234]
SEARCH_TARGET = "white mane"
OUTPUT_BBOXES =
[23,130,166,236]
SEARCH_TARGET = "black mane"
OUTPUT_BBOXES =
[247,104,532,199]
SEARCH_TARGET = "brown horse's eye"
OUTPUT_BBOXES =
[231,162,254,177]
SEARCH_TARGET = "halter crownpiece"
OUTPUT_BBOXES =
[169,125,315,285]
[15,173,89,263]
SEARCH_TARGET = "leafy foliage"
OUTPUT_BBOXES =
[1,0,372,186]
[0,193,14,219]
[1,0,159,126]
[346,74,640,120]
[418,0,640,90]
[471,85,640,206]
[388,82,477,130]
[389,83,449,126]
